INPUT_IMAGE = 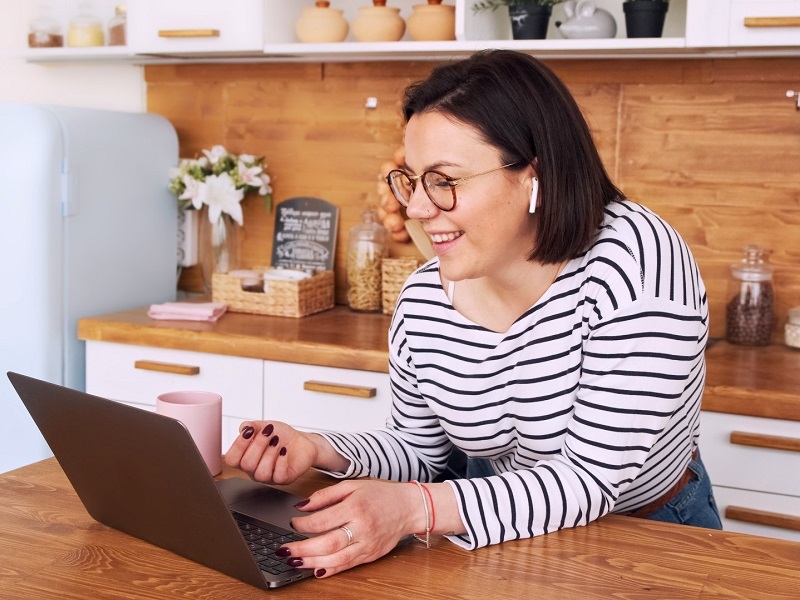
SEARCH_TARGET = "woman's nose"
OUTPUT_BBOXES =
[403,184,437,220]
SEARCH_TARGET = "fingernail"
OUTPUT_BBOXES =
[293,499,310,509]
[279,447,287,456]
[269,435,280,447]
[315,569,326,578]
[241,426,255,440]
[287,557,304,568]
[261,423,274,436]
[276,546,291,557]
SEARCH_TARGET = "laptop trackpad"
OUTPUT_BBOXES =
[217,478,310,532]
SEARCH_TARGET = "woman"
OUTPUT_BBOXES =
[225,49,721,579]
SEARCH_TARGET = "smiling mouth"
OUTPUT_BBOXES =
[430,231,463,244]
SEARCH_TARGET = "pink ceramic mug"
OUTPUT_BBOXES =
[156,391,222,476]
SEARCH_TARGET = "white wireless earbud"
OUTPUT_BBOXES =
[529,177,539,214]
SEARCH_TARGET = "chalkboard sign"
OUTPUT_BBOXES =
[271,196,339,272]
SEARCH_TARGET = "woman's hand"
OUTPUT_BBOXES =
[224,420,319,485]
[276,479,426,579]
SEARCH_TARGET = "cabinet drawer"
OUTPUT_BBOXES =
[264,361,390,432]
[729,0,800,46]
[128,0,265,55]
[85,341,263,420]
[713,485,800,542]
[700,411,800,497]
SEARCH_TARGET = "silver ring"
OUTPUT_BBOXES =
[340,525,354,547]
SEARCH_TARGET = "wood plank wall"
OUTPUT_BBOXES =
[145,57,800,340]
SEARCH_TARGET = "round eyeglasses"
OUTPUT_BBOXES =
[385,162,520,212]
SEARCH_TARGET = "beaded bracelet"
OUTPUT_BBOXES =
[408,480,431,548]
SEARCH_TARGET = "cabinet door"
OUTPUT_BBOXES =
[85,340,263,422]
[712,485,800,542]
[700,411,800,498]
[729,0,800,46]
[263,361,390,432]
[128,0,265,55]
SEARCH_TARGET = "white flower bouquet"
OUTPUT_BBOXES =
[169,145,273,225]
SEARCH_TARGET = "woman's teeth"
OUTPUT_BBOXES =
[430,231,463,243]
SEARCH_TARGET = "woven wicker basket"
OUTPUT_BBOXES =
[381,258,421,315]
[212,270,335,318]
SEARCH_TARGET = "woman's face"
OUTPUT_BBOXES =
[403,110,537,284]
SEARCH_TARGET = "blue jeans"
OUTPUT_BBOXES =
[464,451,723,530]
[642,451,722,530]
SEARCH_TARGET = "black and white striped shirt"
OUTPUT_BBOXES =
[321,200,708,549]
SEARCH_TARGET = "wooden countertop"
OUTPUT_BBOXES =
[78,305,393,373]
[3,457,800,599]
[78,308,800,420]
[704,340,800,421]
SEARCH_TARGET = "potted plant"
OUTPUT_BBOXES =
[622,0,669,38]
[473,1,565,40]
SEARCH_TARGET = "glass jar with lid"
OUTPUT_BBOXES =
[346,209,388,312]
[725,245,775,346]
[108,5,127,47]
[67,2,105,47]
[28,4,63,48]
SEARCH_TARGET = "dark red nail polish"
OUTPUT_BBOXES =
[315,569,326,578]
[293,499,310,509]
[287,557,303,568]
[279,447,287,456]
[261,423,274,436]
[241,426,255,439]
[276,546,291,557]
[269,435,280,447]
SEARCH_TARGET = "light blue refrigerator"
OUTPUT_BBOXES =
[0,103,179,473]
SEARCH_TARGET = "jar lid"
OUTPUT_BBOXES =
[730,244,772,282]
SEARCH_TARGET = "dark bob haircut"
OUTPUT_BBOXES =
[402,49,624,264]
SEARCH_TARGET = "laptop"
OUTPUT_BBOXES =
[7,371,316,590]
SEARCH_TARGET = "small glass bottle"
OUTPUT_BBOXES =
[346,209,388,312]
[785,307,800,349]
[107,6,127,47]
[725,245,775,346]
[28,4,63,48]
[67,2,105,47]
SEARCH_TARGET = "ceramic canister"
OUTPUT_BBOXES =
[295,1,349,43]
[407,0,455,41]
[352,0,405,42]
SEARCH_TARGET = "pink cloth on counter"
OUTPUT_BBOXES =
[147,302,228,322]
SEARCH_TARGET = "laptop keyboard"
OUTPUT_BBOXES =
[234,515,308,576]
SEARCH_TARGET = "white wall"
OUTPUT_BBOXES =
[0,0,145,110]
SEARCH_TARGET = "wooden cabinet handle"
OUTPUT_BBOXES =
[729,431,800,453]
[744,17,800,28]
[725,506,800,532]
[134,360,200,376]
[303,380,376,399]
[158,29,221,38]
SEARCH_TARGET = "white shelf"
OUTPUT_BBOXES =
[17,0,800,64]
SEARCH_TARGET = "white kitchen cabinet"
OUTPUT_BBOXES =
[263,360,391,432]
[85,340,264,451]
[687,0,800,48]
[84,340,392,452]
[700,410,800,542]
[21,0,800,64]
[127,0,265,56]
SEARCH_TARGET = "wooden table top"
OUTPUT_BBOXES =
[2,458,800,600]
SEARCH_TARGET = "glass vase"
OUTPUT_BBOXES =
[198,209,240,296]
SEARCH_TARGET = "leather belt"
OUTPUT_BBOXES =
[625,449,699,519]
